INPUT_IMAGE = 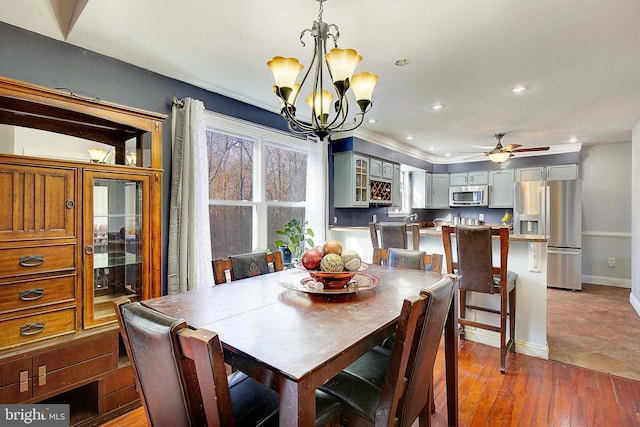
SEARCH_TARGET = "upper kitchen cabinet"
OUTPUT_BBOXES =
[450,171,488,186]
[410,169,429,209]
[392,163,401,207]
[489,169,514,208]
[431,173,450,208]
[333,151,369,208]
[369,157,394,180]
[516,164,578,181]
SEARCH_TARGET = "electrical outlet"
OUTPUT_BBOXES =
[372,214,377,223]
[334,216,338,224]
[479,214,484,221]
[608,257,615,268]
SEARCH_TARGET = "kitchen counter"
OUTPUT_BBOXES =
[328,224,549,360]
[329,225,548,242]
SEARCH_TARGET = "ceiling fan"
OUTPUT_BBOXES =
[466,133,550,163]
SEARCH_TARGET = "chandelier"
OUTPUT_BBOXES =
[267,0,379,141]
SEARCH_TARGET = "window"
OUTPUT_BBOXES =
[205,113,310,259]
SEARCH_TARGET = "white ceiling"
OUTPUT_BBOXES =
[2,0,640,162]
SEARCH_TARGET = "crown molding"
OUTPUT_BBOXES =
[353,128,582,164]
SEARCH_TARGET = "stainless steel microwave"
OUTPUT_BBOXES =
[449,185,489,207]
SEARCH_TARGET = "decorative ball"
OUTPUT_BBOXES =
[320,253,344,272]
[322,240,343,256]
[341,250,362,271]
[301,249,323,270]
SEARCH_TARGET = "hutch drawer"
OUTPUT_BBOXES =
[0,357,31,403]
[0,274,76,314]
[0,307,76,350]
[0,243,76,278]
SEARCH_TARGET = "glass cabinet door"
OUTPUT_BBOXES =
[84,170,149,328]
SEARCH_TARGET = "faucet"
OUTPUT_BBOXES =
[403,213,418,223]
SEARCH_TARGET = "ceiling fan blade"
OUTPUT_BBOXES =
[502,144,522,151]
[511,146,550,153]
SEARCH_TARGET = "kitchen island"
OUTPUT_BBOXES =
[328,225,549,360]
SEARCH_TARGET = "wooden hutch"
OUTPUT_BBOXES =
[0,76,166,425]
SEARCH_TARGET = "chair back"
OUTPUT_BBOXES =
[114,297,222,426]
[212,251,283,284]
[442,225,510,294]
[369,222,421,250]
[377,276,456,426]
[372,247,443,273]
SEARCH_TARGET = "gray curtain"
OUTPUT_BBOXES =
[167,98,214,294]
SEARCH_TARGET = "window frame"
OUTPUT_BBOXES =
[204,112,310,254]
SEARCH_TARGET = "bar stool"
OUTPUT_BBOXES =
[441,224,517,373]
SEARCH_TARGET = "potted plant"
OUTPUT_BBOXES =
[275,218,315,264]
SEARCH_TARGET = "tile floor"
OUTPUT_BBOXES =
[547,283,640,381]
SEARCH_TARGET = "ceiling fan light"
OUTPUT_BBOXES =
[487,151,512,163]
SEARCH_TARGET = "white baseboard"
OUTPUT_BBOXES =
[463,329,549,360]
[631,292,640,317]
[581,274,631,289]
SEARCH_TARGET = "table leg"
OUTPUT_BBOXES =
[279,376,316,426]
[444,289,459,426]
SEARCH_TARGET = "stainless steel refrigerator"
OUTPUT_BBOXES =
[514,180,582,290]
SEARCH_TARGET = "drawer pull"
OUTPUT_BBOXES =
[66,199,74,209]
[19,255,45,267]
[20,288,45,301]
[20,322,45,336]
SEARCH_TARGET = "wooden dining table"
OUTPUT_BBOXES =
[143,264,458,426]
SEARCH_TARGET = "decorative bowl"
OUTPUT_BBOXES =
[295,263,368,289]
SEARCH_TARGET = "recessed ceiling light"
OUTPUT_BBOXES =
[431,103,444,111]
[512,85,528,94]
[568,136,578,143]
[368,118,377,124]
[394,59,410,67]
[405,135,414,141]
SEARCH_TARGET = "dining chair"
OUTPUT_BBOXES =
[369,221,421,250]
[212,250,284,285]
[372,247,443,273]
[114,297,342,427]
[319,275,456,427]
[441,224,517,373]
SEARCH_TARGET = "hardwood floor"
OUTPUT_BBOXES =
[102,337,640,426]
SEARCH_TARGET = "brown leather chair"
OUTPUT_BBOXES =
[369,221,421,250]
[372,247,443,273]
[212,251,283,285]
[114,297,342,427]
[441,224,517,373]
[319,276,456,427]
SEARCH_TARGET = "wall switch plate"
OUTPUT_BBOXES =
[479,214,484,221]
[608,257,615,268]
[334,216,338,224]
[372,214,377,223]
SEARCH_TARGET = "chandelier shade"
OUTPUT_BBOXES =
[267,0,378,141]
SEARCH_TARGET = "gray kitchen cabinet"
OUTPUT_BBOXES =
[431,173,450,208]
[546,164,578,180]
[370,157,395,179]
[516,164,578,182]
[449,171,488,186]
[392,163,401,206]
[489,169,515,208]
[333,151,369,208]
[516,167,545,182]
[410,169,431,209]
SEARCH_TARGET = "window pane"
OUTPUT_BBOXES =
[210,205,253,259]
[265,145,307,202]
[268,206,308,253]
[207,131,253,200]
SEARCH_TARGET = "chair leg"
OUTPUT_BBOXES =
[510,285,517,355]
[500,288,508,374]
[430,377,435,414]
[458,289,466,340]
[419,385,432,427]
